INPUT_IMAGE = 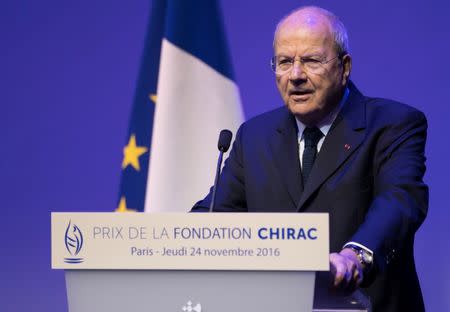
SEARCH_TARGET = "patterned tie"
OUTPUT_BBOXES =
[302,127,323,184]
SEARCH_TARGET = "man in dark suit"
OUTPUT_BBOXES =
[192,6,428,311]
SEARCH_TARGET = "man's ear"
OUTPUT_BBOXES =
[341,54,352,86]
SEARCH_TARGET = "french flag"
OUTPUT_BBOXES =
[144,0,244,212]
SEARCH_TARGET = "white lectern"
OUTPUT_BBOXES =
[51,213,370,312]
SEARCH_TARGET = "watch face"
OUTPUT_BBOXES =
[360,250,373,264]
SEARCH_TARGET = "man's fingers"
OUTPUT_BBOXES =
[346,254,364,287]
[330,254,348,287]
[330,252,363,289]
[353,265,364,286]
[345,261,354,283]
[353,267,360,282]
[334,263,347,286]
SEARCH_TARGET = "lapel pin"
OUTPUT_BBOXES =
[344,144,351,150]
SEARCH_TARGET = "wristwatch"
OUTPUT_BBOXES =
[346,244,374,273]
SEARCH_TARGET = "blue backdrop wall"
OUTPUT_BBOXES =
[2,1,449,311]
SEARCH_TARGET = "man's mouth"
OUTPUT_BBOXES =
[289,90,313,100]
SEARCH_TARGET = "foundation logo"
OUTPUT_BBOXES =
[64,221,84,264]
[181,300,201,312]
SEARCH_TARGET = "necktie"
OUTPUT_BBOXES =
[302,127,323,184]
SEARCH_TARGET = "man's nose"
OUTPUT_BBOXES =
[289,60,307,80]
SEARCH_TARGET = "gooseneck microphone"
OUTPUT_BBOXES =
[209,129,233,212]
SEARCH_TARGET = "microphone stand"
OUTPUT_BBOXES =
[209,149,224,212]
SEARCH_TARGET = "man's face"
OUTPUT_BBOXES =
[274,20,351,126]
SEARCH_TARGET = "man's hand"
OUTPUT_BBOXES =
[329,248,364,293]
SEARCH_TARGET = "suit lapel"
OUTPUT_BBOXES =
[269,109,303,210]
[297,83,367,211]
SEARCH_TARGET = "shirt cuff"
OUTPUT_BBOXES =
[343,241,374,256]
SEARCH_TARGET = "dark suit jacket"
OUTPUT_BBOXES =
[192,82,428,311]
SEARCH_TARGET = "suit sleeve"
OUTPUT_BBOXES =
[351,109,428,271]
[191,124,248,212]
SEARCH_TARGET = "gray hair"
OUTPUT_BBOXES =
[274,6,349,55]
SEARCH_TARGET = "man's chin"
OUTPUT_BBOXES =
[287,102,312,116]
[287,104,319,125]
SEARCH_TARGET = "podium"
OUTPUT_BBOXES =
[52,213,371,312]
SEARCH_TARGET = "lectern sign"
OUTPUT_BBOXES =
[51,213,329,271]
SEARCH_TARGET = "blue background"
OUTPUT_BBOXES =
[2,0,449,310]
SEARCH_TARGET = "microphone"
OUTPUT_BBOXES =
[218,129,232,152]
[209,130,233,212]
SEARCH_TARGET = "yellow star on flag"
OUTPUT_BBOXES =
[149,94,157,104]
[122,134,148,171]
[115,196,137,212]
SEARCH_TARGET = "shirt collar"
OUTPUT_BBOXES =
[295,87,349,138]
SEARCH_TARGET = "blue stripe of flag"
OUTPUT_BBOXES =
[164,0,235,80]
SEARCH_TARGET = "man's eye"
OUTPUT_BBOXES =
[278,59,293,65]
[303,58,321,64]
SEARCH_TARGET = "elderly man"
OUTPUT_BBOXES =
[192,6,427,311]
